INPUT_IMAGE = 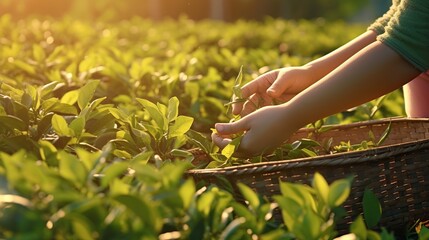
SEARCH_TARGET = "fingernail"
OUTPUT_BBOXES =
[216,124,224,132]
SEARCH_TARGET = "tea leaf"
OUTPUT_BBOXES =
[220,217,245,240]
[43,99,78,115]
[221,135,243,159]
[350,215,367,240]
[178,178,195,209]
[13,59,36,75]
[37,113,54,138]
[419,226,429,239]
[157,102,168,118]
[58,151,87,188]
[32,44,46,62]
[137,98,165,130]
[223,98,247,107]
[231,202,254,225]
[278,181,315,207]
[69,116,85,137]
[186,129,215,153]
[376,122,391,146]
[170,149,194,161]
[108,107,128,120]
[370,95,386,119]
[40,81,59,99]
[129,57,154,80]
[51,114,71,136]
[78,80,99,110]
[70,215,94,240]
[312,172,329,204]
[363,188,382,228]
[0,151,24,187]
[168,116,194,138]
[206,160,225,169]
[273,195,302,231]
[39,140,58,164]
[0,115,27,131]
[300,210,324,239]
[100,162,129,189]
[233,65,244,99]
[237,183,260,211]
[114,194,161,232]
[167,96,179,123]
[61,90,79,105]
[226,66,245,117]
[291,141,302,150]
[130,151,153,165]
[301,148,317,157]
[328,178,351,207]
[21,92,33,108]
[108,178,130,196]
[378,229,395,240]
[75,148,102,172]
[197,189,215,216]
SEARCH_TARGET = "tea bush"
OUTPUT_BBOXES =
[1,15,426,239]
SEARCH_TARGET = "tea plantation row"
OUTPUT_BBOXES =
[1,15,425,239]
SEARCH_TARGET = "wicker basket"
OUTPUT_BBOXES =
[187,118,429,235]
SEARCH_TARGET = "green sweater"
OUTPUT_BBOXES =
[368,0,429,72]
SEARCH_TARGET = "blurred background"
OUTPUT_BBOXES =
[0,0,390,22]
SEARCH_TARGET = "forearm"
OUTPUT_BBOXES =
[303,30,377,82]
[284,41,421,129]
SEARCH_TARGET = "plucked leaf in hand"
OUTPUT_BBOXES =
[221,135,243,159]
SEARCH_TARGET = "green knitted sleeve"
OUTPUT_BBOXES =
[367,0,400,35]
[378,0,429,72]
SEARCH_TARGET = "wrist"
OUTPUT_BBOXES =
[276,103,306,135]
[302,62,325,82]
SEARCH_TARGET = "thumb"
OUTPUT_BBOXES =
[266,87,281,98]
[267,80,285,98]
[215,120,248,135]
[267,73,290,98]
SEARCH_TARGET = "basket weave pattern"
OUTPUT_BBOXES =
[188,118,429,233]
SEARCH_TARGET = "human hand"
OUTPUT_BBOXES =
[212,105,300,156]
[232,66,314,116]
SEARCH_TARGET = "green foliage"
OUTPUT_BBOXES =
[0,15,413,239]
[273,173,353,239]
[419,226,429,240]
[363,188,382,229]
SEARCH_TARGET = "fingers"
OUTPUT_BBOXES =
[276,94,296,103]
[211,133,233,149]
[240,93,272,116]
[215,120,248,136]
[231,99,245,116]
[231,82,257,115]
[267,68,308,99]
[231,80,259,115]
[232,71,278,115]
[212,128,271,157]
[211,120,249,149]
[239,131,274,156]
[267,74,290,98]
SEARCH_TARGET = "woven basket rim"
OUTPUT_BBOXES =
[290,116,429,133]
[189,117,429,176]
